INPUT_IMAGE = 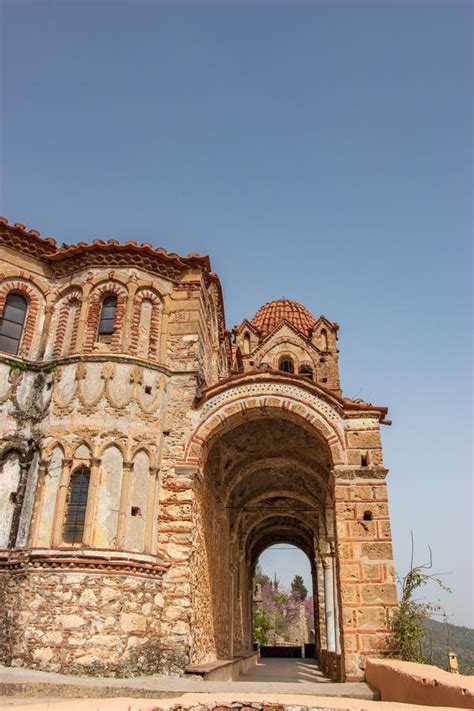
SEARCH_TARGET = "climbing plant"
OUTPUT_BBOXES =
[390,533,450,663]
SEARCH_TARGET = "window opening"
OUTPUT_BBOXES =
[363,511,373,521]
[97,294,117,343]
[0,293,28,354]
[279,356,294,373]
[63,466,90,543]
[299,365,313,379]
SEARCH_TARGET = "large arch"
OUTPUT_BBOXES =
[188,379,343,676]
[183,374,347,468]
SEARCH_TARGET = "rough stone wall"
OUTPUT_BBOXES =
[190,446,231,664]
[1,568,165,674]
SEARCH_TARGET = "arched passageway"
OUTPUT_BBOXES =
[191,411,343,678]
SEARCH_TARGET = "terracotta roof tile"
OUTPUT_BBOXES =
[251,299,317,339]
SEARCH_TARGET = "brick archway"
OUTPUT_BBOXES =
[183,377,346,468]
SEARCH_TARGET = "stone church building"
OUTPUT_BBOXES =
[0,218,398,681]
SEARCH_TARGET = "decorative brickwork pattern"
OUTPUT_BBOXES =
[83,281,127,353]
[53,289,82,357]
[0,279,43,358]
[129,288,162,361]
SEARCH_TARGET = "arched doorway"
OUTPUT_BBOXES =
[190,411,342,677]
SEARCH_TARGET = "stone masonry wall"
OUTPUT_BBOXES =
[1,569,166,675]
[334,470,398,680]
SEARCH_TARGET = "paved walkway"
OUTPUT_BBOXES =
[0,665,375,699]
[237,658,331,684]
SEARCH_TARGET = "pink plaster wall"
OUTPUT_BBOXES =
[365,658,474,709]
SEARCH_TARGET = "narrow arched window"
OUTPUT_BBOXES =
[279,356,294,373]
[243,333,251,355]
[0,293,28,355]
[320,328,328,351]
[97,294,117,343]
[299,364,313,379]
[63,466,90,543]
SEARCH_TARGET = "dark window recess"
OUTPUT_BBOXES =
[63,466,90,544]
[361,455,368,467]
[0,292,28,355]
[131,506,141,517]
[299,365,313,379]
[363,511,373,521]
[321,377,328,383]
[9,492,17,504]
[97,295,117,342]
[144,385,152,394]
[279,357,294,373]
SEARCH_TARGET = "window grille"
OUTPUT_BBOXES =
[63,466,90,544]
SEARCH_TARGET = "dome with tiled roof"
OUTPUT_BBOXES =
[251,299,317,339]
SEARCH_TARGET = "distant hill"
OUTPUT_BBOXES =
[422,618,474,675]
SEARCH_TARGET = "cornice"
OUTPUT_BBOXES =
[0,548,168,579]
[195,369,389,420]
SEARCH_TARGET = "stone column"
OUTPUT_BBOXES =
[323,556,336,652]
[144,466,160,554]
[37,304,54,359]
[82,457,101,546]
[52,458,72,546]
[116,460,133,548]
[229,563,236,658]
[316,556,327,648]
[331,550,341,654]
[75,287,91,351]
[28,458,48,545]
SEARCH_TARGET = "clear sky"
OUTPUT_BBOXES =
[1,1,472,625]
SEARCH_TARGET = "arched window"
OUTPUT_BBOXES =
[0,292,28,354]
[243,333,251,355]
[299,364,313,379]
[320,328,328,351]
[278,356,294,373]
[97,294,117,343]
[63,466,90,544]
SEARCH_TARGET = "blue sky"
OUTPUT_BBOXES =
[1,1,472,625]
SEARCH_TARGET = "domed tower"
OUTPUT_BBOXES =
[233,298,341,393]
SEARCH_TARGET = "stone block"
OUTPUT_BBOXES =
[356,606,388,629]
[346,520,378,539]
[347,430,381,448]
[121,612,146,632]
[340,563,361,581]
[59,614,86,629]
[32,647,54,664]
[361,542,393,560]
[361,583,398,605]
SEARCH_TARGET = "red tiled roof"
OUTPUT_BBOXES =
[251,299,317,339]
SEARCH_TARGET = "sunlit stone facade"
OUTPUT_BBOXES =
[0,218,397,680]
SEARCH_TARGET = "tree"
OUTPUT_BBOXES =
[389,534,450,663]
[253,564,271,592]
[291,574,308,600]
[252,607,272,645]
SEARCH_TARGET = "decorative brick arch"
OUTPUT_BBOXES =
[129,288,162,361]
[83,281,127,353]
[0,278,45,357]
[52,287,83,357]
[183,383,346,467]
